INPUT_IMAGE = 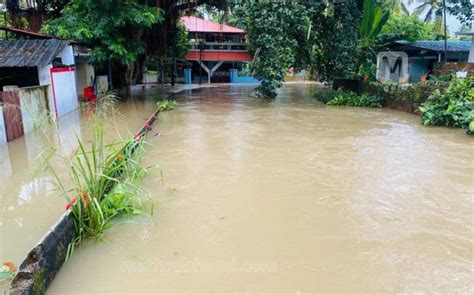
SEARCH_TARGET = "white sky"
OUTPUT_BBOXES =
[404,0,472,33]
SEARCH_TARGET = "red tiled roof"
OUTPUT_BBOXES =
[186,50,252,61]
[181,16,245,34]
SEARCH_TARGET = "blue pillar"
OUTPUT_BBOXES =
[184,68,192,85]
[229,69,238,83]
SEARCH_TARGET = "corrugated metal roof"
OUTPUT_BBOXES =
[396,40,471,52]
[0,39,71,67]
[181,16,245,34]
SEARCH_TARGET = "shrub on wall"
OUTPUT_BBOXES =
[419,77,474,130]
[314,89,383,107]
[362,81,450,113]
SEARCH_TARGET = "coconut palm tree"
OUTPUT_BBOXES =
[408,0,446,31]
[382,0,411,15]
[411,0,443,22]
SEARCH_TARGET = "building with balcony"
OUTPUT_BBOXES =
[181,16,253,83]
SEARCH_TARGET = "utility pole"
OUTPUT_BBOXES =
[171,12,177,86]
[199,41,204,85]
[442,0,448,63]
[108,60,113,91]
[2,4,8,39]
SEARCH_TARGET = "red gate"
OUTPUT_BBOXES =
[1,88,24,142]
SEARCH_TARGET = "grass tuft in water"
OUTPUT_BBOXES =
[47,122,151,258]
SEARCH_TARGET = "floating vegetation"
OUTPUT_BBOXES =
[46,122,152,259]
[157,100,177,111]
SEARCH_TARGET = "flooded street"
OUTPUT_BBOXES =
[0,93,158,268]
[3,84,473,293]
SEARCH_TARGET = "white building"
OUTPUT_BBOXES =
[457,31,474,63]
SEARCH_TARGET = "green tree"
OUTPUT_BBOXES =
[410,0,473,27]
[243,0,308,98]
[354,0,390,80]
[381,12,444,41]
[379,0,410,15]
[412,0,443,22]
[42,0,163,84]
[240,0,361,97]
[359,0,390,48]
[175,21,192,60]
[457,23,473,41]
[310,0,362,81]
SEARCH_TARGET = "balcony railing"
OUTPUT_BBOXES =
[189,41,247,51]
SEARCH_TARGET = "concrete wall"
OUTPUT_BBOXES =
[229,69,260,84]
[51,68,78,117]
[408,58,431,83]
[0,104,7,144]
[75,63,95,97]
[143,71,158,84]
[38,65,55,121]
[97,75,109,92]
[18,85,50,134]
[469,36,474,63]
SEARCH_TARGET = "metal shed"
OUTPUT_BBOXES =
[0,39,71,68]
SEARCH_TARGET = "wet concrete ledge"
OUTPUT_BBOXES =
[9,212,75,295]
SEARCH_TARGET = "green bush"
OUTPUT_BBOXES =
[419,77,474,130]
[313,89,343,104]
[314,89,382,107]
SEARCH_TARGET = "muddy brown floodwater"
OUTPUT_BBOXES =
[3,84,473,294]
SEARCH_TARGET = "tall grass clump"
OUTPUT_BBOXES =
[81,91,120,118]
[47,123,151,258]
[95,91,119,117]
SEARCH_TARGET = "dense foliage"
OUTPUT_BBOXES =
[355,0,391,80]
[420,77,474,130]
[311,0,361,81]
[43,0,163,82]
[314,89,383,108]
[358,0,389,49]
[381,13,444,41]
[237,0,361,98]
[241,1,308,98]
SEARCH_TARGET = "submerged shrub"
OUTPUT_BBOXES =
[157,100,177,111]
[314,89,382,107]
[314,89,345,104]
[420,77,474,130]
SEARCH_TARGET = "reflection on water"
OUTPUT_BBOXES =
[46,84,473,294]
[0,110,82,269]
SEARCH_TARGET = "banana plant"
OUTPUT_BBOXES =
[359,0,390,48]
